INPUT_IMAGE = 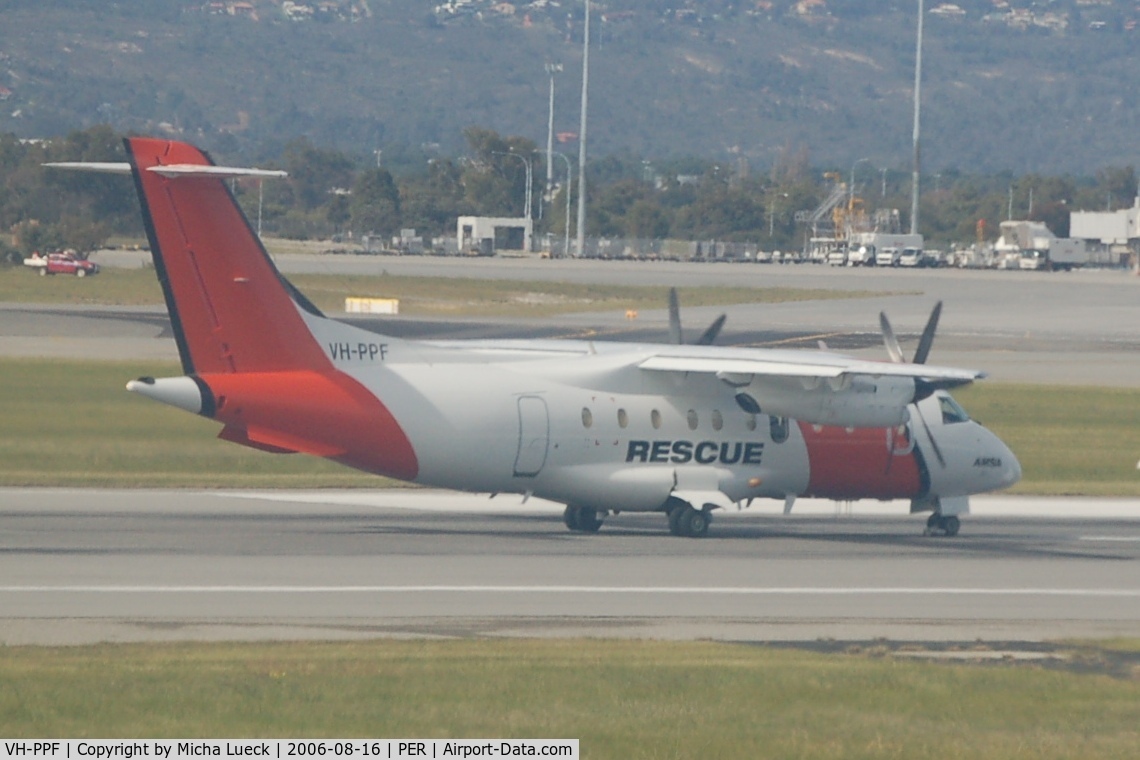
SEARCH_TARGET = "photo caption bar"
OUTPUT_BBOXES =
[0,741,578,760]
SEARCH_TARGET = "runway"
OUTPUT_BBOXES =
[2,489,1139,645]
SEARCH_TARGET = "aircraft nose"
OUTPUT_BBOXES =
[988,428,1021,489]
[1000,441,1021,488]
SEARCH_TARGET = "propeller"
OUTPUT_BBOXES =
[879,301,948,468]
[667,287,727,346]
[879,300,941,366]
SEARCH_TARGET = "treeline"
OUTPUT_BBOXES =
[2,125,1138,261]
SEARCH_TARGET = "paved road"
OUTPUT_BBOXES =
[1,489,1138,645]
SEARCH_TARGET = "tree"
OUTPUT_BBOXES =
[351,168,400,238]
[283,138,355,210]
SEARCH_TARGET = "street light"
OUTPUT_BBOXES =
[544,62,562,219]
[576,0,590,257]
[492,150,533,220]
[539,149,572,257]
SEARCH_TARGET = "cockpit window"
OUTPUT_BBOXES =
[938,395,970,424]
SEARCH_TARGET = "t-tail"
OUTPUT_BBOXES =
[120,138,418,480]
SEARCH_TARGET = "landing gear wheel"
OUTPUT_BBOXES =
[563,505,581,532]
[924,513,961,537]
[684,508,710,538]
[563,505,602,533]
[667,502,687,536]
[576,507,603,533]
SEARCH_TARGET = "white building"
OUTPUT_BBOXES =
[1069,197,1140,264]
[457,216,532,254]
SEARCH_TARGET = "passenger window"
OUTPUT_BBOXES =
[617,409,629,428]
[769,415,789,443]
[711,410,723,431]
[938,396,970,424]
[581,407,593,428]
[687,409,699,430]
[651,409,662,429]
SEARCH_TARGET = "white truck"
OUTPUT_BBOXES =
[876,246,902,267]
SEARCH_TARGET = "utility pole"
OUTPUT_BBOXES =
[575,0,590,258]
[544,62,562,220]
[910,0,924,236]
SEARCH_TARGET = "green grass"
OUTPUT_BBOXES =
[0,264,872,316]
[0,640,1137,757]
[955,384,1140,496]
[2,359,1140,493]
[0,358,385,487]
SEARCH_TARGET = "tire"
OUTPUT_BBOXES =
[667,501,688,536]
[684,509,710,538]
[943,515,960,537]
[562,505,580,532]
[39,268,47,276]
[577,508,602,533]
[76,268,87,278]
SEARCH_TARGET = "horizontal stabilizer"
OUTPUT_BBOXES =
[44,161,287,180]
[43,161,132,174]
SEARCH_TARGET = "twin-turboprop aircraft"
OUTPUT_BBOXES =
[51,138,1020,537]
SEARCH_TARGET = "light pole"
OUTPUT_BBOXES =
[575,0,590,257]
[493,150,533,221]
[544,62,562,218]
[910,0,924,235]
[539,149,572,257]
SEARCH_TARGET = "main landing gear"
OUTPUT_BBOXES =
[563,505,603,533]
[667,500,711,538]
[925,513,961,537]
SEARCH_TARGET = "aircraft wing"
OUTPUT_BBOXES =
[638,353,983,384]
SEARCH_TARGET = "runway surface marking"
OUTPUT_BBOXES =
[1078,535,1140,542]
[2,585,1139,596]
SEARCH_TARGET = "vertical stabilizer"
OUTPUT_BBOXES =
[126,137,328,375]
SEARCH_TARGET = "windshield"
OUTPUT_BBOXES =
[938,394,970,424]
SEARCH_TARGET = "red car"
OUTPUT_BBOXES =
[24,251,100,277]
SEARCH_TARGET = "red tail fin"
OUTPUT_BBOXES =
[127,137,328,375]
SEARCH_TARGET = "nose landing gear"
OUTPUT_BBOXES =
[925,513,961,537]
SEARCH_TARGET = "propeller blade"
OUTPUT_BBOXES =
[914,403,946,468]
[668,287,683,345]
[912,300,943,365]
[879,311,905,364]
[695,314,727,346]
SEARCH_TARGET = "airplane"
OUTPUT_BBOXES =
[48,138,1021,538]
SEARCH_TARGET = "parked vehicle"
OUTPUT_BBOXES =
[23,250,100,278]
[23,251,101,277]
[847,246,874,266]
[876,246,902,267]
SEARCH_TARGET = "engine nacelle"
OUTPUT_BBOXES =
[739,374,915,428]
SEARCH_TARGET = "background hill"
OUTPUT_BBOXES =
[1,0,1139,174]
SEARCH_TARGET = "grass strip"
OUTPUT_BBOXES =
[0,358,386,488]
[0,639,1137,758]
[954,384,1140,496]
